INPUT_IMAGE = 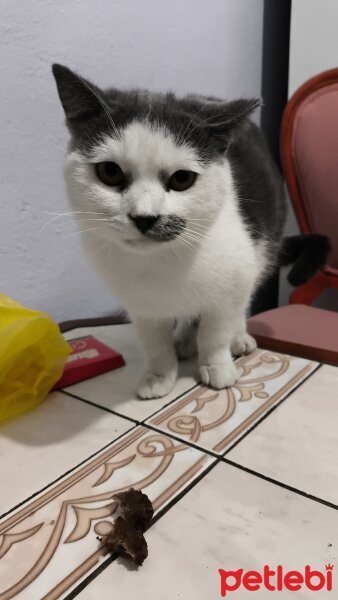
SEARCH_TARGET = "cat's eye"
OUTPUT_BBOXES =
[167,170,197,192]
[95,162,125,187]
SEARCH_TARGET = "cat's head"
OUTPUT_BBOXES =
[52,64,260,254]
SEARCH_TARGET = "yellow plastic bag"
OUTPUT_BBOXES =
[0,294,71,422]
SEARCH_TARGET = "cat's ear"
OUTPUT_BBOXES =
[202,98,262,148]
[208,98,261,128]
[52,64,105,121]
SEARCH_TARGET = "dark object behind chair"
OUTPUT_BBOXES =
[248,69,338,365]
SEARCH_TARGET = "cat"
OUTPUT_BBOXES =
[52,64,329,399]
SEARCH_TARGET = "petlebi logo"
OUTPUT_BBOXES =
[218,564,334,596]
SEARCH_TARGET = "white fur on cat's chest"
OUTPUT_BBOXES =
[93,248,206,318]
[87,228,259,320]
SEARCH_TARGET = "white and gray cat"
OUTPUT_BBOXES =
[52,65,330,399]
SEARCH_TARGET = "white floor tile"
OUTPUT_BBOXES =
[0,391,133,515]
[228,364,338,505]
[64,324,199,421]
[80,462,338,599]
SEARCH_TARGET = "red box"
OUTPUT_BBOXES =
[53,335,125,389]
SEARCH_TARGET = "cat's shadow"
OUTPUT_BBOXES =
[0,391,130,447]
[0,361,199,447]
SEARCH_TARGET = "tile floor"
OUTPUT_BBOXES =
[0,323,337,599]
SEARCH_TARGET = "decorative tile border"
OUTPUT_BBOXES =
[147,350,318,454]
[0,427,214,600]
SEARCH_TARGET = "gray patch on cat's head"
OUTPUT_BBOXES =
[52,64,261,162]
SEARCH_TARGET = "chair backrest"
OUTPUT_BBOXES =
[281,68,338,272]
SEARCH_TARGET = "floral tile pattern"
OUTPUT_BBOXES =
[0,426,214,600]
[1,321,331,600]
[147,350,318,454]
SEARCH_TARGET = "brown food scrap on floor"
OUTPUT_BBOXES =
[104,517,149,565]
[113,488,154,531]
[101,488,154,566]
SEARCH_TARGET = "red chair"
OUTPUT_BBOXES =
[248,69,338,365]
[280,68,338,304]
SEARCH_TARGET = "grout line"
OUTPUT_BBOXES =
[223,362,322,456]
[151,456,218,523]
[63,456,219,600]
[2,362,321,522]
[61,363,323,470]
[60,390,139,425]
[61,390,220,458]
[60,349,244,428]
[2,355,323,584]
[0,423,138,521]
[223,457,338,512]
[142,362,322,460]
[142,421,219,458]
[139,381,201,423]
[0,411,212,523]
[57,361,324,599]
[60,380,201,426]
[63,553,117,600]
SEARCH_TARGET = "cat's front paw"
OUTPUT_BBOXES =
[199,360,239,389]
[137,371,177,399]
[231,333,257,357]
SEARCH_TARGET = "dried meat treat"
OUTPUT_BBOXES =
[104,517,148,565]
[112,488,154,531]
[101,488,154,566]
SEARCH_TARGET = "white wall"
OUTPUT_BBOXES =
[279,0,338,308]
[0,0,264,322]
[289,0,338,96]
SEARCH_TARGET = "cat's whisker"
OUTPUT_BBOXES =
[183,228,208,242]
[182,234,199,243]
[188,218,215,222]
[185,109,234,140]
[187,221,213,232]
[179,241,196,253]
[176,235,197,252]
[74,218,111,224]
[43,211,107,216]
[90,238,110,258]
[185,225,210,236]
[182,235,203,246]
[178,98,218,145]
[70,226,107,236]
[39,211,108,233]
[187,220,210,228]
[187,223,210,232]
[188,221,210,227]
[245,226,281,248]
[77,75,118,136]
[184,226,203,235]
[170,246,180,262]
[180,232,201,246]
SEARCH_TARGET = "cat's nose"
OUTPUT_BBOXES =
[129,214,160,234]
